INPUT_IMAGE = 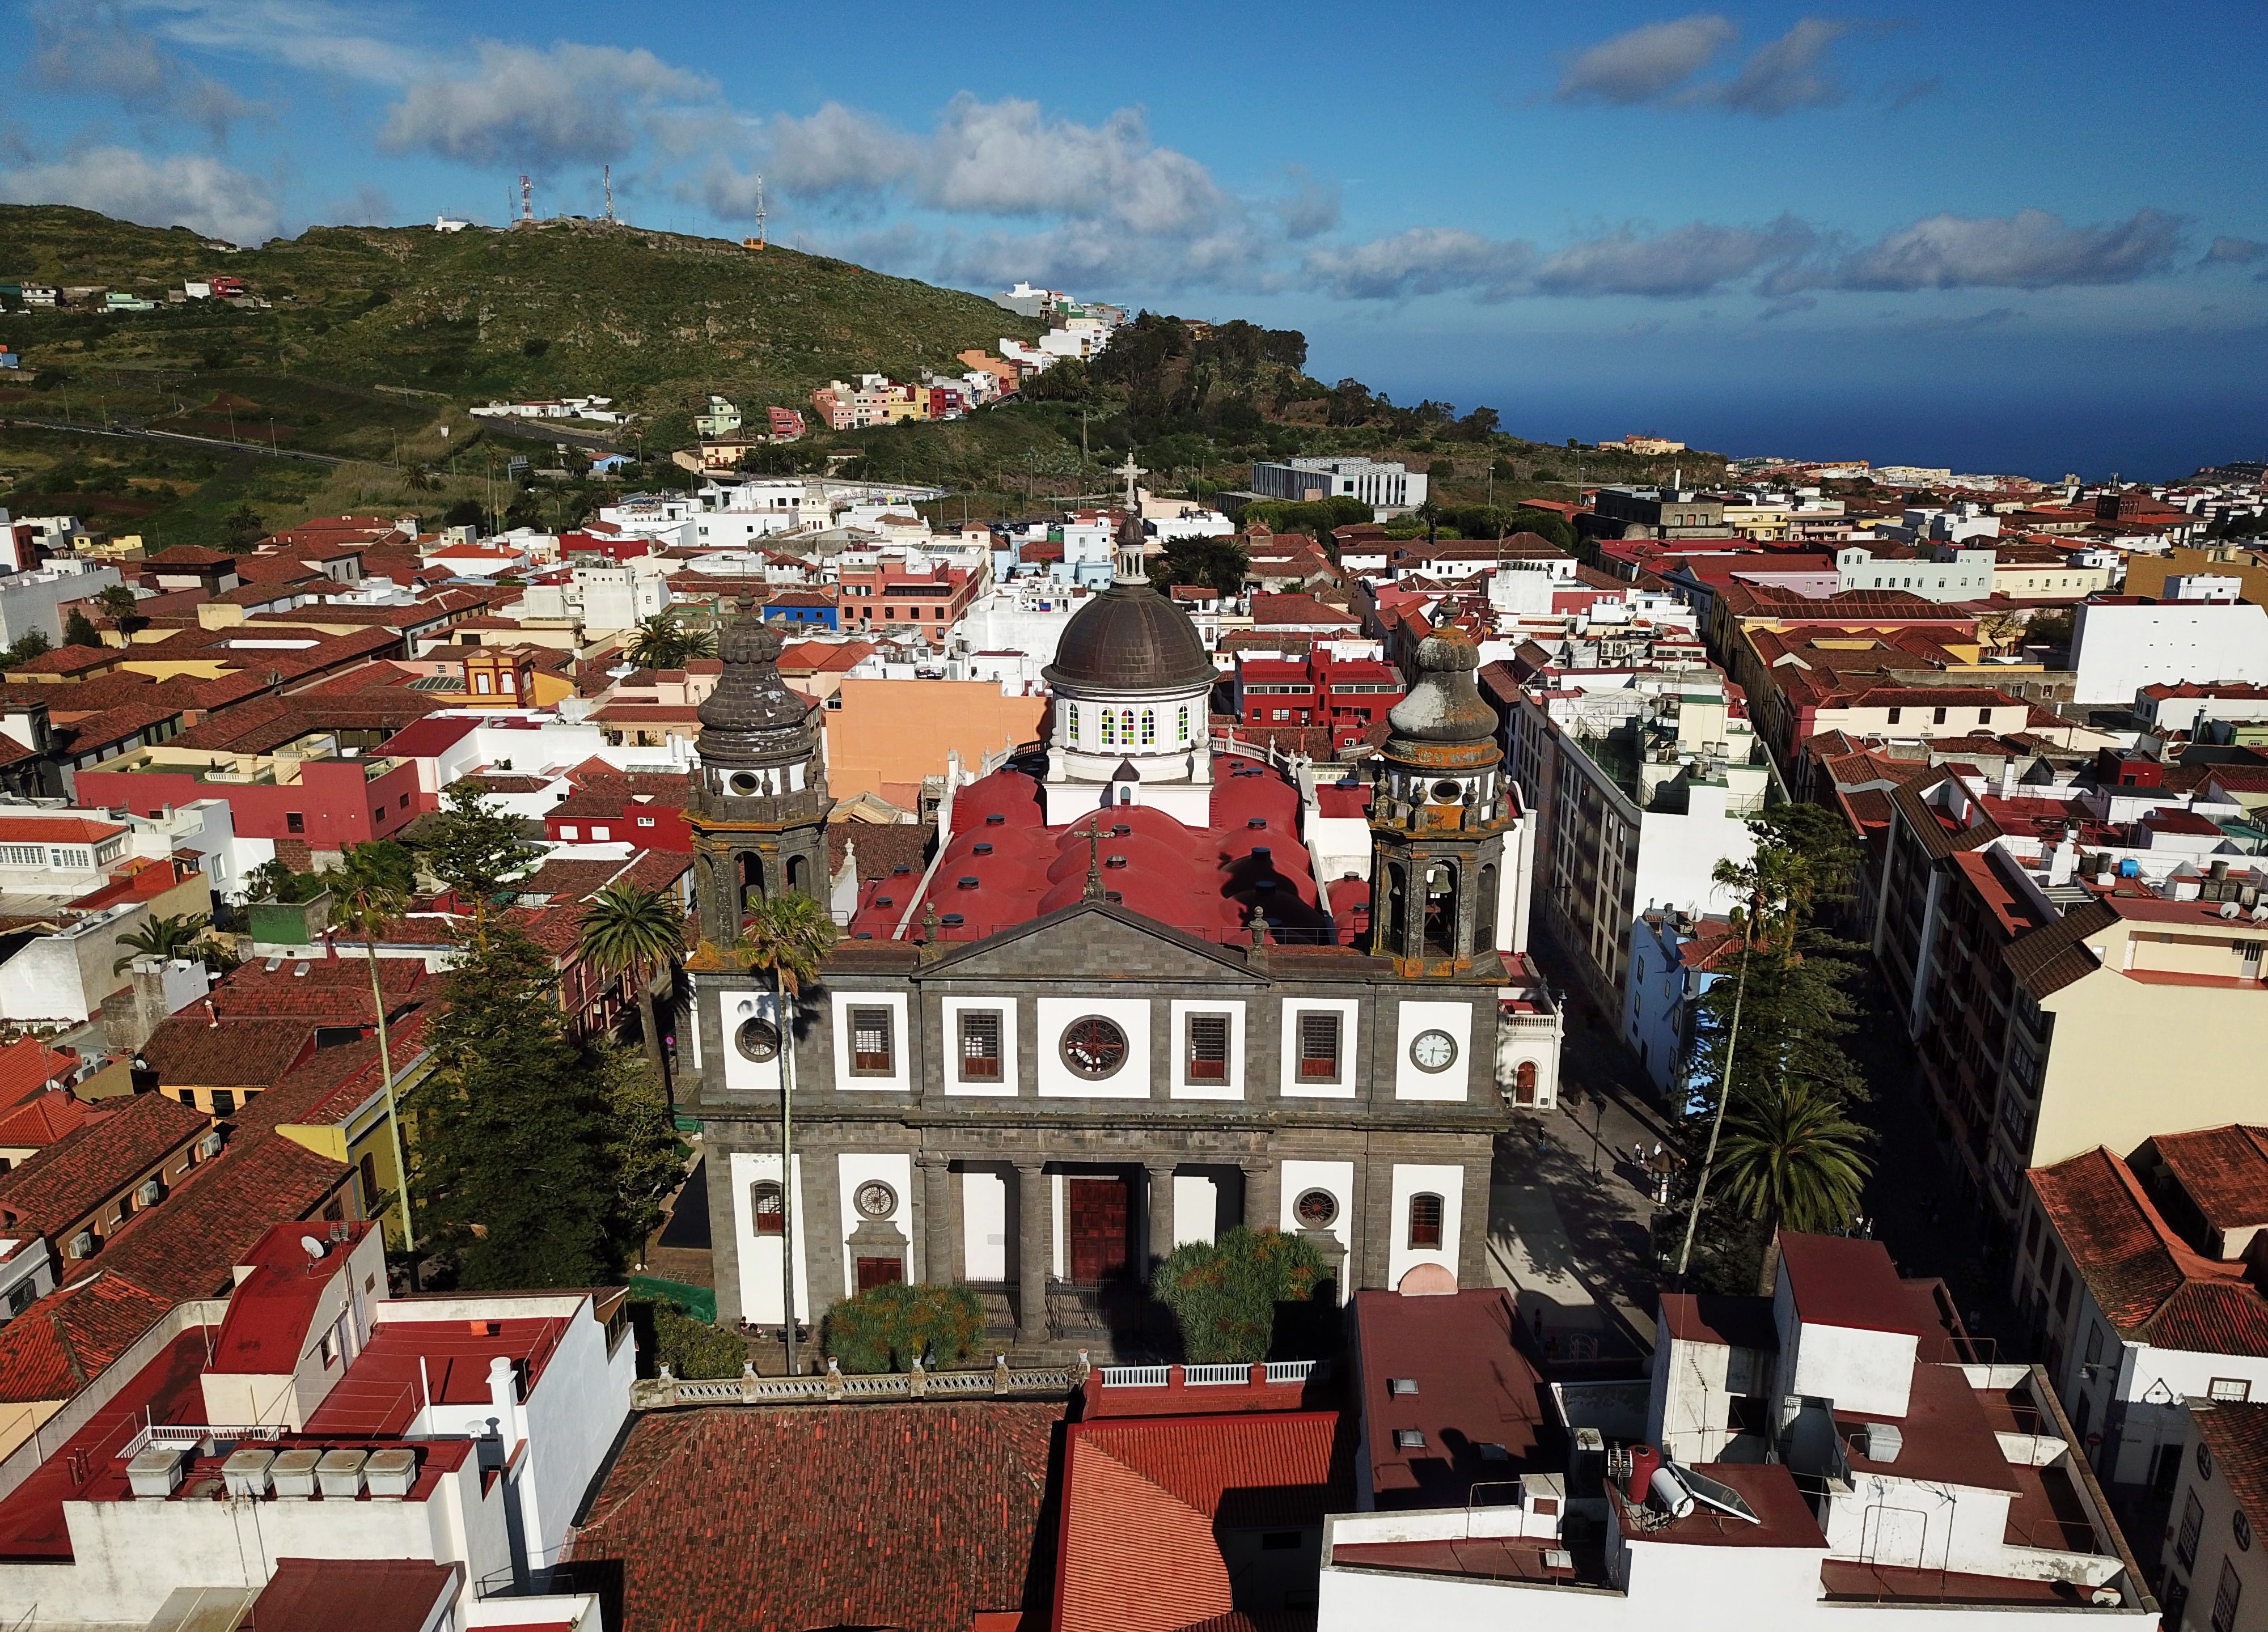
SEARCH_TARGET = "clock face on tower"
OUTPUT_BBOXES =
[1409,1028,1458,1073]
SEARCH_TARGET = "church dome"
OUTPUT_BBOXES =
[1040,579,1216,695]
[1385,628,1498,745]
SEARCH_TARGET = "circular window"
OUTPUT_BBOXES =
[735,1017,781,1062]
[1060,1016,1129,1079]
[2238,1509,2254,1552]
[1431,779,1463,803]
[853,1180,898,1219]
[1410,1029,1459,1073]
[2200,1439,2217,1481]
[729,771,759,795]
[1294,1188,1339,1230]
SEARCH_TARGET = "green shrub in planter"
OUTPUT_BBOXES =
[822,1282,986,1375]
[652,1298,745,1379]
[1154,1227,1327,1363]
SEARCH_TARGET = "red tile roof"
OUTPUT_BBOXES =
[1056,1410,1343,1632]
[570,1404,1058,1632]
[2149,1126,2268,1235]
[248,1558,459,1632]
[0,1092,210,1237]
[2032,1146,2268,1355]
[141,1016,319,1090]
[209,954,426,1023]
[0,1273,172,1401]
[0,815,125,844]
[0,1092,98,1152]
[88,1131,351,1302]
[1353,1288,1555,1508]
[208,1221,378,1374]
[2193,1404,2268,1529]
[0,1041,78,1110]
[1778,1232,1927,1337]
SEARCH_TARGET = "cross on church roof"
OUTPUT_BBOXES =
[1116,454,1145,511]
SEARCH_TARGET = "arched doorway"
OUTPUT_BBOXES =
[1475,863,1497,952]
[785,853,807,896]
[739,851,765,917]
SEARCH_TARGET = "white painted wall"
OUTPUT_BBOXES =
[1387,1163,1463,1290]
[962,1168,1008,1282]
[716,986,783,1093]
[729,1151,810,1327]
[1034,995,1151,1099]
[1174,1175,1218,1248]
[835,1152,913,1296]
[1168,999,1244,1101]
[828,990,909,1093]
[941,996,1019,1097]
[2072,600,2268,704]
[1393,998,1474,1103]
[1785,1321,1918,1421]
[1279,998,1359,1099]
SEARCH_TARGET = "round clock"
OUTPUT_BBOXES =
[1410,1029,1458,1072]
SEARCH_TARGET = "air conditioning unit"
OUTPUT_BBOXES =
[69,1231,95,1259]
[200,1133,223,1159]
[137,1178,163,1207]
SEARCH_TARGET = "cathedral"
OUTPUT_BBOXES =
[688,511,1562,1357]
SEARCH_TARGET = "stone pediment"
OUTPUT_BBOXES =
[919,901,1264,987]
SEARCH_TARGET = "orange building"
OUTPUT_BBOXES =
[820,679,1048,809]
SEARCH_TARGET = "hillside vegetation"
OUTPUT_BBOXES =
[0,204,1725,546]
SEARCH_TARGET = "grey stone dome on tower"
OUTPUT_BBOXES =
[1385,628,1499,747]
[1041,511,1215,694]
[695,597,814,766]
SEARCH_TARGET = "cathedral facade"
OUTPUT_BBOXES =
[689,517,1562,1356]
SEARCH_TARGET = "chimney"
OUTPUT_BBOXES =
[488,1354,519,1415]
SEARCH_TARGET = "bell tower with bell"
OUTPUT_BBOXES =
[687,596,830,943]
[1366,626,1510,976]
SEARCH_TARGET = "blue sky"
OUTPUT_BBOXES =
[3,1,2263,476]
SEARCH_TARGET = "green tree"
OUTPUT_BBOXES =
[1716,1082,1871,1246]
[626,609,716,671]
[1153,1227,1328,1363]
[421,783,531,945]
[62,609,101,648]
[95,584,142,635]
[326,842,419,1275]
[718,892,837,1373]
[599,1044,684,1262]
[416,924,617,1288]
[649,1297,744,1379]
[223,504,265,552]
[1146,535,1249,596]
[0,630,50,669]
[577,882,687,1092]
[112,911,210,973]
[823,1282,985,1374]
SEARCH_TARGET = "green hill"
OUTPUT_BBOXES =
[0,205,1042,440]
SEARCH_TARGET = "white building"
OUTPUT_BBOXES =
[691,479,811,546]
[1250,457,1427,516]
[0,561,124,647]
[1834,544,1996,601]
[2160,1403,2268,1632]
[2071,598,2268,705]
[1624,909,1735,1101]
[513,565,669,635]
[0,1220,630,1629]
[1318,1234,2157,1631]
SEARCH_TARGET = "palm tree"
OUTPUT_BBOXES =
[627,610,717,671]
[1716,1082,1872,1291]
[719,892,836,1376]
[329,842,419,1288]
[577,883,687,1095]
[113,912,210,974]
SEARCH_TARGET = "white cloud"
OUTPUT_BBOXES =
[1305,227,1535,301]
[128,0,422,84]
[32,0,261,142]
[382,42,717,171]
[1782,207,2186,292]
[1711,19,1857,115]
[1531,217,1814,296]
[1272,167,1341,241]
[0,144,278,242]
[766,102,920,198]
[1554,15,1736,105]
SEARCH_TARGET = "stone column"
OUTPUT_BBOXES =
[1144,1158,1178,1282]
[1014,1160,1050,1347]
[1239,1156,1276,1233]
[1457,1145,1492,1291]
[916,1152,955,1286]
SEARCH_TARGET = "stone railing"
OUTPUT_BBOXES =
[634,1352,1085,1410]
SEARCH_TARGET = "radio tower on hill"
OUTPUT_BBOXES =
[519,174,532,223]
[604,164,615,222]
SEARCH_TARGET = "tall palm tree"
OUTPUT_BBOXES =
[721,892,836,1376]
[1716,1082,1872,1292]
[113,912,210,974]
[577,883,687,1095]
[330,843,419,1288]
[627,610,718,671]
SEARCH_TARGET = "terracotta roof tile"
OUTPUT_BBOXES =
[0,1092,98,1151]
[2194,1404,2268,1528]
[89,1131,350,1303]
[571,1403,1059,1632]
[0,1092,210,1238]
[141,1017,319,1090]
[0,1273,172,1401]
[0,1041,79,1109]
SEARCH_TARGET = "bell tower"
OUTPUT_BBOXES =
[1366,627,1509,976]
[687,596,830,943]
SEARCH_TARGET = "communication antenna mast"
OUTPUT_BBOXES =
[604,164,615,223]
[519,174,532,223]
[755,174,766,249]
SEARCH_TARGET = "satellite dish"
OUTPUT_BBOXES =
[301,1235,327,1264]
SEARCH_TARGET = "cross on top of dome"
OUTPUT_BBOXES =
[1114,454,1149,584]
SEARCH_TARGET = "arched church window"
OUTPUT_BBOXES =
[1066,702,1080,742]
[1101,710,1116,746]
[1178,707,1191,745]
[1120,709,1136,743]
[1140,710,1156,745]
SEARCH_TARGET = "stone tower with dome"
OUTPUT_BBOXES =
[686,596,830,943]
[1037,475,1218,824]
[1366,626,1514,976]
